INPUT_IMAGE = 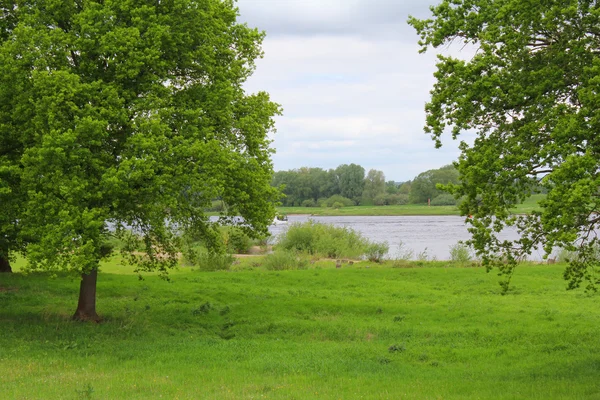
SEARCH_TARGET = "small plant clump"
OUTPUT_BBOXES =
[187,251,234,272]
[388,343,406,353]
[263,250,309,271]
[449,242,473,264]
[365,241,389,263]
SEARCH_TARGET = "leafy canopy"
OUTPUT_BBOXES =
[410,0,600,290]
[0,0,280,276]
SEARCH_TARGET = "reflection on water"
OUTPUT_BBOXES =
[268,215,546,261]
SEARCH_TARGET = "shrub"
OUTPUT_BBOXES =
[192,251,235,271]
[263,250,309,271]
[431,194,457,206]
[332,201,344,209]
[449,242,472,264]
[360,197,375,206]
[391,194,409,205]
[365,241,389,262]
[373,193,409,206]
[373,194,387,206]
[276,221,371,259]
[301,199,316,207]
[324,194,355,207]
[225,227,252,254]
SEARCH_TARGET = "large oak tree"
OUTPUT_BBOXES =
[0,0,280,320]
[410,0,600,290]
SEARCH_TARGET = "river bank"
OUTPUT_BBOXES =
[277,194,544,216]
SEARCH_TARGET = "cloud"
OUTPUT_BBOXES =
[236,0,470,181]
[237,0,433,38]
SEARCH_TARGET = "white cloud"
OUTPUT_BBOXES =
[237,0,471,181]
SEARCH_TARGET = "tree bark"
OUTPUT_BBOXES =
[73,268,100,322]
[0,253,11,273]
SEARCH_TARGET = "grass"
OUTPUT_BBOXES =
[2,256,600,399]
[278,204,461,216]
[278,194,546,216]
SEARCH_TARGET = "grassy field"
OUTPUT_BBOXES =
[277,204,461,216]
[278,194,546,216]
[2,255,599,399]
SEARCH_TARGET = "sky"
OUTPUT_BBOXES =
[236,0,468,182]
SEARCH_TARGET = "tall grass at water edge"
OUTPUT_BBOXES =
[275,221,388,261]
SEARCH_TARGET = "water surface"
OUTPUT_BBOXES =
[269,215,543,261]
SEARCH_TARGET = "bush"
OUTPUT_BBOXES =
[332,201,344,209]
[373,193,409,206]
[365,241,389,263]
[391,194,409,205]
[188,250,234,272]
[449,242,472,264]
[276,221,371,259]
[373,194,387,206]
[324,195,355,207]
[224,227,252,254]
[431,194,457,206]
[263,250,309,271]
[301,199,316,207]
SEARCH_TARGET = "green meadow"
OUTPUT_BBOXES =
[277,194,545,216]
[2,256,599,399]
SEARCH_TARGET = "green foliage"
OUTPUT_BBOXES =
[0,0,280,314]
[206,200,226,212]
[223,227,253,255]
[193,251,235,272]
[272,167,337,207]
[373,193,409,206]
[276,221,371,259]
[365,241,390,263]
[410,0,600,290]
[332,202,344,209]
[262,250,309,271]
[386,180,400,194]
[336,163,366,202]
[430,194,457,206]
[408,165,459,204]
[363,169,386,201]
[449,243,473,264]
[301,199,317,207]
[324,195,355,207]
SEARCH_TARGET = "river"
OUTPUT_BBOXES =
[268,215,546,261]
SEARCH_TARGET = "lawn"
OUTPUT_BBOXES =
[1,256,599,399]
[278,194,546,216]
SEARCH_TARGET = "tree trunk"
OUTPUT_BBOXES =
[73,268,100,322]
[0,253,11,273]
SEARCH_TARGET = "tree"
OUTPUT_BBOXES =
[335,163,365,203]
[363,169,386,202]
[409,165,459,204]
[398,181,412,195]
[410,1,600,290]
[385,180,400,195]
[1,0,280,320]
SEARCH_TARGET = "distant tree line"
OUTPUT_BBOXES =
[272,164,461,207]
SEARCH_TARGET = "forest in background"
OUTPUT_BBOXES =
[270,164,460,207]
